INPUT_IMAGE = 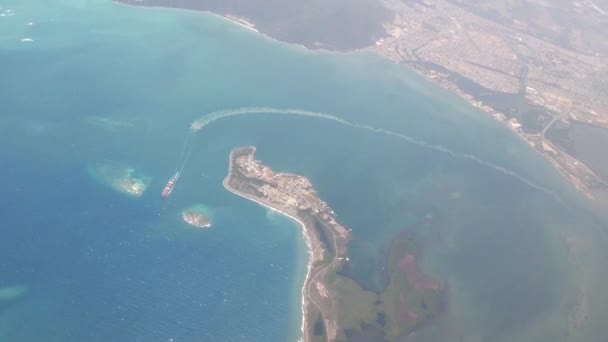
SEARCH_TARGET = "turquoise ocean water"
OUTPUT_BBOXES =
[1,1,608,341]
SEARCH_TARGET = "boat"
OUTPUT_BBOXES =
[161,173,179,199]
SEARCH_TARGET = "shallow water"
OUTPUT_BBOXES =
[1,1,607,341]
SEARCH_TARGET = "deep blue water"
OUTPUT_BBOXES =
[0,150,306,341]
[1,1,608,342]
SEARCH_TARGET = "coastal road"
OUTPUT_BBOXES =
[304,218,343,342]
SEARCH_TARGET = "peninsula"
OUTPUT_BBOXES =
[223,147,443,341]
[223,146,351,341]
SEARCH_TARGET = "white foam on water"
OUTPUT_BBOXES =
[192,107,561,201]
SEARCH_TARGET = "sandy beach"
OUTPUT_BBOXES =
[221,14,259,33]
[222,176,315,341]
[222,146,352,341]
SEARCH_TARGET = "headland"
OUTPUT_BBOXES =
[223,146,352,341]
[113,0,389,50]
[223,147,443,341]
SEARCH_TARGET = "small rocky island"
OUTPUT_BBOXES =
[182,204,212,228]
[223,147,442,342]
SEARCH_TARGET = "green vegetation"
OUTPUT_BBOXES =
[117,0,391,50]
[309,311,326,342]
[380,237,441,338]
[327,235,442,341]
[332,276,379,333]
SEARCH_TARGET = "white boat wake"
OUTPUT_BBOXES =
[189,106,561,201]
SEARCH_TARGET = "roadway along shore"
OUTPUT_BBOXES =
[223,146,351,342]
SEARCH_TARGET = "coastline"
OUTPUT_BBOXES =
[112,0,257,33]
[220,14,259,33]
[223,146,352,341]
[220,146,445,340]
[112,0,356,54]
[113,0,607,198]
[222,176,313,341]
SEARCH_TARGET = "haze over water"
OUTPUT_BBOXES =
[1,1,607,341]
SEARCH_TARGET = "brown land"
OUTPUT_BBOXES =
[371,0,608,197]
[112,0,607,337]
[223,147,442,341]
[116,0,608,199]
[223,146,352,341]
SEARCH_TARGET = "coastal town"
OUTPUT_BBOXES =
[371,0,608,197]
[4,2,607,342]
[117,0,608,200]
[223,147,443,341]
[223,146,351,342]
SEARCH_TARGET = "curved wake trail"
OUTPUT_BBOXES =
[174,132,194,176]
[190,107,562,202]
[190,107,352,131]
